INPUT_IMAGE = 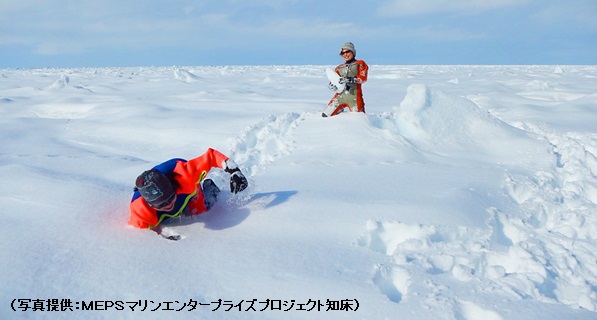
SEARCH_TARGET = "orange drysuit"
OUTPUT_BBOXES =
[326,59,368,116]
[129,148,229,229]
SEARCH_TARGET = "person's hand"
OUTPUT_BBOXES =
[339,77,357,84]
[328,83,338,91]
[229,171,248,194]
[223,159,248,194]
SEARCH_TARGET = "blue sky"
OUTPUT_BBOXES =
[1,0,596,68]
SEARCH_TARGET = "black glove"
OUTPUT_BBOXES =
[229,170,248,194]
[223,159,248,194]
[162,234,181,241]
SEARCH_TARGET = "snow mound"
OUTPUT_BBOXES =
[393,83,550,165]
[174,68,200,82]
[50,74,70,89]
[47,74,94,92]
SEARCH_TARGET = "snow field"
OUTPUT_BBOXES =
[1,65,596,319]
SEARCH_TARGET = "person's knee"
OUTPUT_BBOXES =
[202,179,221,210]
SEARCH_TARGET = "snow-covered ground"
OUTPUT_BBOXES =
[1,65,596,320]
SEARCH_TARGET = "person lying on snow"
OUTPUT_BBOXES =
[129,148,248,239]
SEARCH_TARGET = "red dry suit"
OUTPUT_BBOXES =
[326,59,369,116]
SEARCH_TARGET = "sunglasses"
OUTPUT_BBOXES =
[340,50,353,55]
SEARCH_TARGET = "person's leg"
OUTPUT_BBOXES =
[322,96,340,117]
[184,179,220,216]
[202,179,220,211]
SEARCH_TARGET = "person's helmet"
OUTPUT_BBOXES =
[339,42,356,56]
[135,169,175,208]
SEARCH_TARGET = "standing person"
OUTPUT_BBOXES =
[129,148,248,239]
[322,42,369,117]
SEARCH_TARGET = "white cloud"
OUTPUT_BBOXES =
[378,0,532,16]
[406,25,486,41]
[531,2,597,31]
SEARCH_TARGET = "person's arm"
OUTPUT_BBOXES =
[182,148,229,182]
[355,60,368,84]
[180,148,248,193]
[128,195,159,229]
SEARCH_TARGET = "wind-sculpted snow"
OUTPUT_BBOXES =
[389,83,552,165]
[228,112,304,177]
[223,80,597,314]
[354,83,597,313]
[0,65,596,320]
[173,67,201,82]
